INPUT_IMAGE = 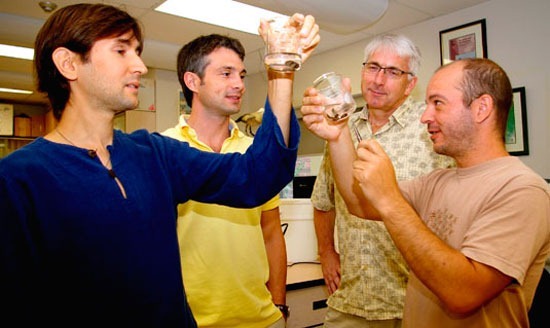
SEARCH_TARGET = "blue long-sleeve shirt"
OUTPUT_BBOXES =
[0,100,299,327]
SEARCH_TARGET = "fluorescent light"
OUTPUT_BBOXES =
[0,44,34,60]
[0,87,33,95]
[155,0,287,35]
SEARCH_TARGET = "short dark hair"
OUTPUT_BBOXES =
[457,58,512,139]
[177,34,245,107]
[34,3,143,120]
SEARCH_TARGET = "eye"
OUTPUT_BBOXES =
[388,69,402,77]
[366,64,380,73]
[427,98,443,109]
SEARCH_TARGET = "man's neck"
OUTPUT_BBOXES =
[186,111,231,153]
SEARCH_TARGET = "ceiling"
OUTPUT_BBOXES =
[0,0,488,106]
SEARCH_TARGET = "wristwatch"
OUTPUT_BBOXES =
[275,304,290,319]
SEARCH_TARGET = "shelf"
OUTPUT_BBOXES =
[0,137,35,158]
[0,136,36,141]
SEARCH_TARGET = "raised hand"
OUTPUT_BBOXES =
[300,77,353,141]
[259,13,320,64]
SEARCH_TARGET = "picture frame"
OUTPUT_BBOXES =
[439,19,487,65]
[505,87,529,156]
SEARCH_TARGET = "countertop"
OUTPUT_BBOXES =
[286,262,324,291]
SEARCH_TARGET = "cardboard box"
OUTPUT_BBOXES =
[14,115,31,137]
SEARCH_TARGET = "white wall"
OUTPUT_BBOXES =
[242,0,550,178]
[143,68,181,132]
[150,0,550,178]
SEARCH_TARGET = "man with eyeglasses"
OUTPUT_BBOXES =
[311,33,454,327]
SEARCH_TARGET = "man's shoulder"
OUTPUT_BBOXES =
[0,138,49,175]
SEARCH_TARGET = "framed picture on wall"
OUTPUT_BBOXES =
[505,87,529,156]
[439,19,487,65]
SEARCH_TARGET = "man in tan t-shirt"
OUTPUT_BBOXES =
[303,58,550,327]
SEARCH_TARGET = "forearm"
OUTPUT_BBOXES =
[262,208,287,305]
[314,207,341,294]
[313,208,336,256]
[327,127,372,218]
[266,249,287,306]
[267,69,294,146]
[265,234,287,305]
[380,198,509,314]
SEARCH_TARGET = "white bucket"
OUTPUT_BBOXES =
[280,199,319,264]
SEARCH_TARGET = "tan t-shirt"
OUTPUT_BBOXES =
[400,156,550,328]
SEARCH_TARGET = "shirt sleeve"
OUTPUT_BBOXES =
[310,142,335,211]
[166,98,300,209]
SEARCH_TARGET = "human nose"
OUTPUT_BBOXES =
[132,54,148,75]
[372,68,387,83]
[420,105,433,124]
[232,75,245,90]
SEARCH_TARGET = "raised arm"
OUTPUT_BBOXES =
[300,83,376,219]
[259,14,320,146]
[352,139,515,314]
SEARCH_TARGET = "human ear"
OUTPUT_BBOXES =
[183,72,200,92]
[472,94,494,123]
[404,75,418,96]
[51,47,78,81]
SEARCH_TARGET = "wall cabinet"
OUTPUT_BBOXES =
[1,109,156,158]
[0,105,54,158]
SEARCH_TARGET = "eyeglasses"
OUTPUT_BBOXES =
[362,62,414,79]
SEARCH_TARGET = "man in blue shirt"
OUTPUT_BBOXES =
[0,3,319,327]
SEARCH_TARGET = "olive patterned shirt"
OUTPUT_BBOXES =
[311,97,455,320]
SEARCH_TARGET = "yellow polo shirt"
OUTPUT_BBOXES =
[162,115,281,327]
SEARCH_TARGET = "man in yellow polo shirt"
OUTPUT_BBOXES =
[162,20,319,326]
